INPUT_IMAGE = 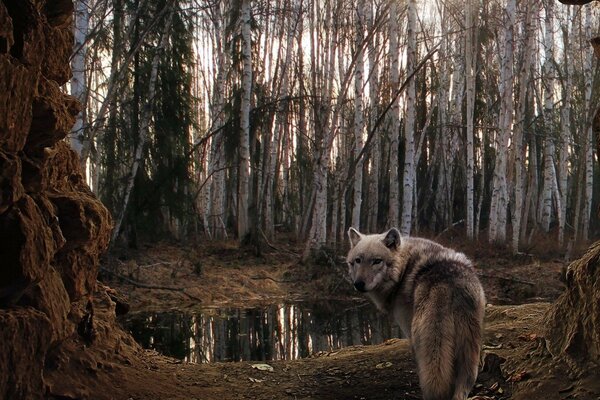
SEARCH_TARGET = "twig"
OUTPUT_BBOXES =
[477,272,535,286]
[101,266,202,303]
[435,219,465,240]
[250,275,297,284]
[137,261,175,268]
[258,228,300,257]
[100,266,183,291]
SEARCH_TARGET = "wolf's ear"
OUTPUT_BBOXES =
[348,227,363,248]
[383,228,401,250]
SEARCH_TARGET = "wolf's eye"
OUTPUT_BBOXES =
[355,257,361,264]
[373,258,383,265]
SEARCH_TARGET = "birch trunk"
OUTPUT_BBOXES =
[70,0,89,159]
[237,0,252,241]
[367,3,380,232]
[388,2,400,228]
[436,3,451,229]
[306,0,338,249]
[489,0,515,243]
[583,5,594,241]
[351,2,365,230]
[512,1,537,253]
[209,1,228,239]
[111,9,174,243]
[265,1,296,239]
[465,0,477,240]
[401,0,417,236]
[540,0,556,234]
[558,8,574,247]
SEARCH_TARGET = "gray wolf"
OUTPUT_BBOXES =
[346,227,485,400]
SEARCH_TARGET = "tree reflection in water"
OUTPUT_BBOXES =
[123,301,400,363]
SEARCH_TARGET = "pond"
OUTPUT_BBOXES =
[121,301,401,363]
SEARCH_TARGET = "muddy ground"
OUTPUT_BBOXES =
[53,239,599,400]
[99,238,567,312]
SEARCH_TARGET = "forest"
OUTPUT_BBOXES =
[71,0,600,255]
[1,0,600,399]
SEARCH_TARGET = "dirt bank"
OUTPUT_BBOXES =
[73,240,590,400]
[47,295,600,400]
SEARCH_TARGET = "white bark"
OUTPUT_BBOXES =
[367,3,380,232]
[558,8,574,247]
[388,2,400,228]
[435,2,451,228]
[112,9,174,243]
[351,2,365,230]
[400,0,417,236]
[265,2,296,238]
[208,1,228,239]
[306,0,338,248]
[583,5,594,241]
[237,0,252,240]
[489,0,515,243]
[70,0,89,159]
[465,0,477,240]
[540,0,556,234]
[512,1,537,253]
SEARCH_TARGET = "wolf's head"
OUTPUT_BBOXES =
[346,227,401,293]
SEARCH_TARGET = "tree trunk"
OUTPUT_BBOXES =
[512,0,537,253]
[558,8,574,247]
[237,0,252,241]
[265,0,295,239]
[465,0,477,240]
[70,0,89,159]
[111,8,174,243]
[367,2,380,233]
[208,1,228,239]
[489,0,515,244]
[401,0,417,236]
[540,0,556,234]
[351,1,365,230]
[388,2,400,228]
[583,5,594,241]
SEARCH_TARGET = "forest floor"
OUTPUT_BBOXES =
[49,237,600,400]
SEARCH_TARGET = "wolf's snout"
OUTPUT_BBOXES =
[354,281,366,292]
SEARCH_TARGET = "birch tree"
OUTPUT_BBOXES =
[112,8,174,243]
[305,0,339,249]
[465,0,477,240]
[558,7,574,247]
[70,0,89,158]
[367,2,380,233]
[583,4,594,240]
[238,0,253,241]
[265,0,296,238]
[388,2,401,228]
[512,1,537,253]
[400,0,417,236]
[489,0,515,243]
[540,0,557,234]
[351,1,365,230]
[207,1,229,239]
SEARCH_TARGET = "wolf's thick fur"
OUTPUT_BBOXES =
[346,228,485,400]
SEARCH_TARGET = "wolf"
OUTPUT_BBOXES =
[346,227,485,400]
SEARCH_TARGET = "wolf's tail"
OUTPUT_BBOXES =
[411,287,482,400]
[451,311,482,400]
[411,286,456,400]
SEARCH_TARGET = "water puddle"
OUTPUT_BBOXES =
[122,301,400,363]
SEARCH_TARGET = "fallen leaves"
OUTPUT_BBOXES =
[251,363,274,372]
